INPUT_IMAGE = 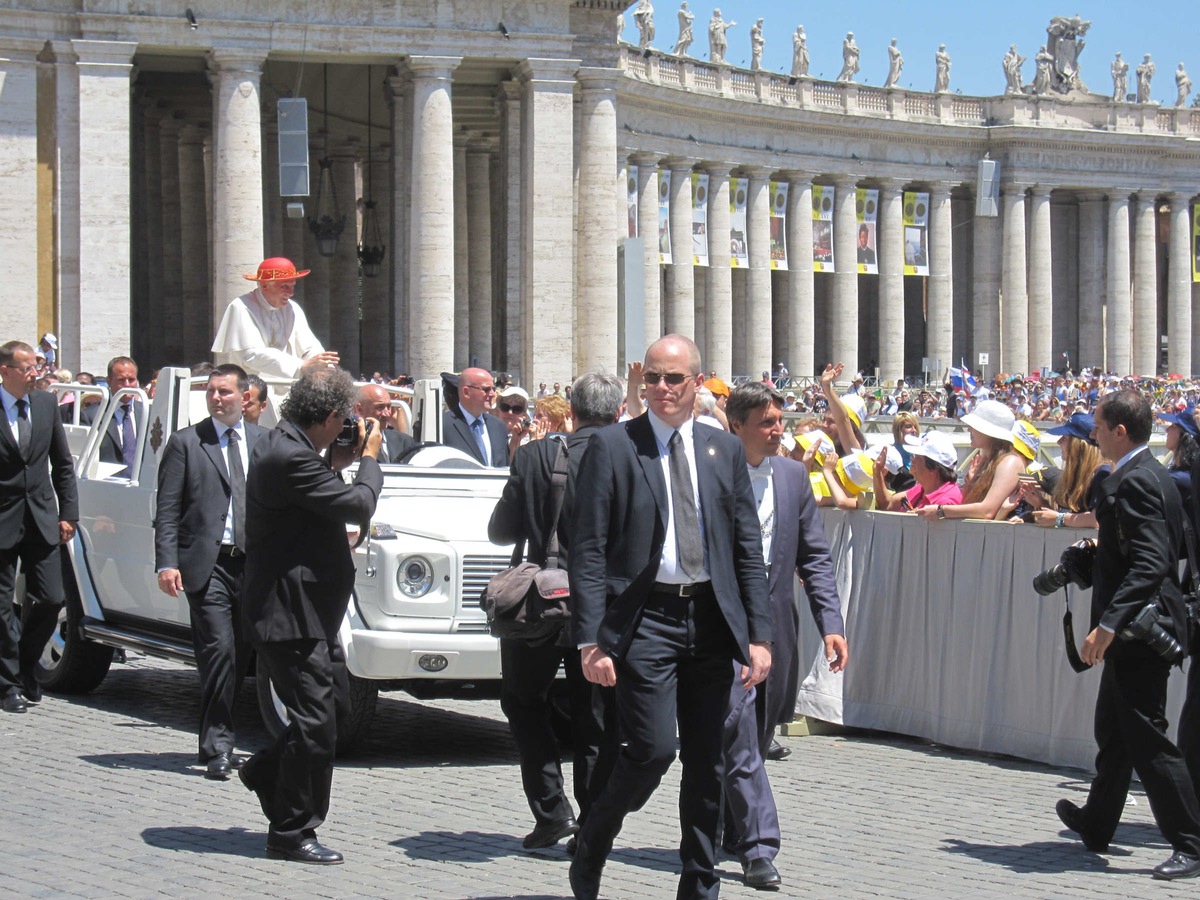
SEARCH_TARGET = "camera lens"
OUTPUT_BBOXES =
[1032,564,1069,596]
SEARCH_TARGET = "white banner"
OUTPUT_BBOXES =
[856,188,879,275]
[626,164,638,239]
[730,177,748,268]
[903,191,930,277]
[812,184,834,273]
[692,173,709,267]
[658,169,672,265]
[770,181,788,271]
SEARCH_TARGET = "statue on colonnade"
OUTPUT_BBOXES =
[1136,54,1155,103]
[934,44,951,93]
[1033,45,1054,95]
[673,2,695,55]
[884,38,903,88]
[1176,63,1192,107]
[837,32,860,83]
[1045,15,1090,93]
[1111,52,1129,101]
[634,0,655,50]
[1002,45,1025,95]
[708,9,736,64]
[791,25,809,77]
[750,18,765,71]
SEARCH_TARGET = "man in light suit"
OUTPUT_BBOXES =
[0,340,78,713]
[722,382,848,889]
[441,367,508,467]
[568,334,773,900]
[154,364,265,779]
[238,367,382,865]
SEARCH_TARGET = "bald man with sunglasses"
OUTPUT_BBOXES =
[441,368,509,467]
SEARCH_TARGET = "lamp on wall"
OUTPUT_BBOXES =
[358,64,386,278]
[307,64,346,257]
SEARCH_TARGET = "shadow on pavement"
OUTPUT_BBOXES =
[141,825,265,857]
[79,750,204,775]
[941,837,1128,873]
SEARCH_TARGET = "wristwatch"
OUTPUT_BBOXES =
[1055,512,1066,528]
[937,505,946,520]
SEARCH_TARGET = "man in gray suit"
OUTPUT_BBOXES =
[155,364,265,779]
[722,381,848,890]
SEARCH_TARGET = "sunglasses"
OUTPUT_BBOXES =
[465,384,496,394]
[498,402,526,414]
[643,372,696,386]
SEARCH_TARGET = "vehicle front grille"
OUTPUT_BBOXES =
[460,554,511,610]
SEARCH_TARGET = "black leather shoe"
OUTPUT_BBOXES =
[766,740,791,761]
[206,752,233,780]
[523,816,579,849]
[1154,851,1200,880]
[266,838,344,865]
[743,857,782,889]
[568,856,601,900]
[20,673,42,705]
[2,690,27,714]
[1055,799,1109,852]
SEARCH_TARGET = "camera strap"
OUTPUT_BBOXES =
[1061,588,1091,673]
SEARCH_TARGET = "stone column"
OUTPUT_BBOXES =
[878,179,906,384]
[452,136,469,369]
[0,41,40,347]
[1076,191,1106,370]
[466,145,494,369]
[137,102,166,367]
[178,124,211,364]
[633,151,663,349]
[360,140,392,377]
[1168,192,1193,375]
[971,212,1002,383]
[744,166,773,376]
[74,40,137,371]
[665,157,696,338]
[704,163,733,378]
[1000,183,1029,374]
[49,41,81,369]
[782,171,814,378]
[407,56,461,377]
[387,73,413,375]
[831,174,860,370]
[158,115,185,363]
[575,68,620,375]
[927,182,954,375]
[496,80,523,376]
[1131,191,1158,375]
[209,49,266,334]
[328,143,361,376]
[1027,185,1053,375]
[1106,192,1132,374]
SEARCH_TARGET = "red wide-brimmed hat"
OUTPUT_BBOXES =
[242,257,311,282]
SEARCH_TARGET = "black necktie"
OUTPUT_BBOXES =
[668,430,704,580]
[15,398,30,457]
[226,429,246,552]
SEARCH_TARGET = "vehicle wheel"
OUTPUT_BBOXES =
[34,562,114,694]
[255,655,378,757]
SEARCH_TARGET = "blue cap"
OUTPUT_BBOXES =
[1158,404,1200,440]
[1046,412,1096,444]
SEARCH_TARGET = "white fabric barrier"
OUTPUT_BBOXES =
[795,509,1187,772]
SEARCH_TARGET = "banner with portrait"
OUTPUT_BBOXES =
[1192,204,1199,283]
[692,173,709,267]
[902,191,930,277]
[812,184,834,273]
[626,164,638,239]
[856,188,879,275]
[730,177,749,268]
[658,169,672,264]
[770,181,789,270]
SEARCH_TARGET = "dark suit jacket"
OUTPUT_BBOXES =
[0,389,78,550]
[442,407,508,467]
[241,420,383,642]
[153,417,265,594]
[569,416,771,665]
[1091,448,1188,659]
[382,428,416,463]
[97,399,142,468]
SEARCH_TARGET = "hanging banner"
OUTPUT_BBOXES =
[903,191,930,276]
[770,181,789,271]
[692,173,709,267]
[1192,204,1200,283]
[658,170,672,264]
[729,177,749,268]
[856,188,879,275]
[626,164,638,239]
[812,184,834,273]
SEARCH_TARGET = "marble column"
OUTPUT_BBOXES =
[1105,192,1132,374]
[0,41,40,346]
[704,163,733,378]
[452,136,469,369]
[878,179,906,384]
[1167,192,1193,375]
[782,172,814,378]
[178,124,211,365]
[1076,191,1106,370]
[158,115,184,363]
[328,143,361,376]
[387,73,413,375]
[138,102,166,367]
[665,157,696,338]
[1027,185,1053,375]
[466,145,494,369]
[1000,184,1029,374]
[209,49,266,334]
[575,68,620,375]
[407,56,461,377]
[744,166,773,376]
[1131,191,1158,374]
[633,151,663,349]
[927,182,954,375]
[831,174,860,370]
[49,41,81,370]
[496,80,523,376]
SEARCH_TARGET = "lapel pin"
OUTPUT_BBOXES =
[707,447,716,456]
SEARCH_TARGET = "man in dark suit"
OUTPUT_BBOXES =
[723,382,848,889]
[1056,390,1200,881]
[442,367,508,466]
[568,334,773,900]
[355,383,414,463]
[96,356,141,477]
[238,367,383,865]
[487,373,623,851]
[154,364,265,779]
[0,340,78,713]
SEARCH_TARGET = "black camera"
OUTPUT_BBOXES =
[1032,538,1097,596]
[1120,603,1184,664]
[334,415,373,448]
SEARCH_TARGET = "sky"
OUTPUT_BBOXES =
[620,1,1200,104]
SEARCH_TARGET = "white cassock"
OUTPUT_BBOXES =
[210,289,324,379]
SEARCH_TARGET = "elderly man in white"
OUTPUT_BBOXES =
[211,258,339,379]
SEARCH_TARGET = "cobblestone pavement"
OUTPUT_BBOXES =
[1,655,1193,899]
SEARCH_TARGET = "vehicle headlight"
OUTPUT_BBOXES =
[396,556,434,597]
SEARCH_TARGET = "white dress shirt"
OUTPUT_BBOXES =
[218,419,248,546]
[747,458,775,564]
[1,385,29,446]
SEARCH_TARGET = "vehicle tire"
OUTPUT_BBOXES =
[34,558,114,694]
[255,655,378,757]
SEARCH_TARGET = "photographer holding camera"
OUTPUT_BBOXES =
[1054,390,1200,881]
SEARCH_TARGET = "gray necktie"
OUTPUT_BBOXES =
[15,398,30,457]
[226,429,246,552]
[471,417,488,463]
[668,430,704,580]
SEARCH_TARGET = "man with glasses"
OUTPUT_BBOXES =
[442,367,508,467]
[0,340,78,714]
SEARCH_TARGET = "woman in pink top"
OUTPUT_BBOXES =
[875,431,962,511]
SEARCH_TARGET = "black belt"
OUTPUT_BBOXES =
[218,544,244,559]
[652,581,711,598]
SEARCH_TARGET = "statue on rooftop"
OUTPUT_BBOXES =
[935,44,951,93]
[1176,63,1192,107]
[1111,52,1129,102]
[884,38,904,88]
[634,0,655,50]
[750,18,765,71]
[792,25,809,78]
[708,8,736,64]
[1033,45,1054,95]
[1046,15,1090,93]
[1002,44,1025,95]
[1136,53,1155,103]
[837,32,860,83]
[673,3,695,55]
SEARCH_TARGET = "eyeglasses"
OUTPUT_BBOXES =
[497,402,526,414]
[1,363,37,374]
[465,384,497,394]
[643,372,696,386]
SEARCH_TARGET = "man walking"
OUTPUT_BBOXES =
[154,364,264,779]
